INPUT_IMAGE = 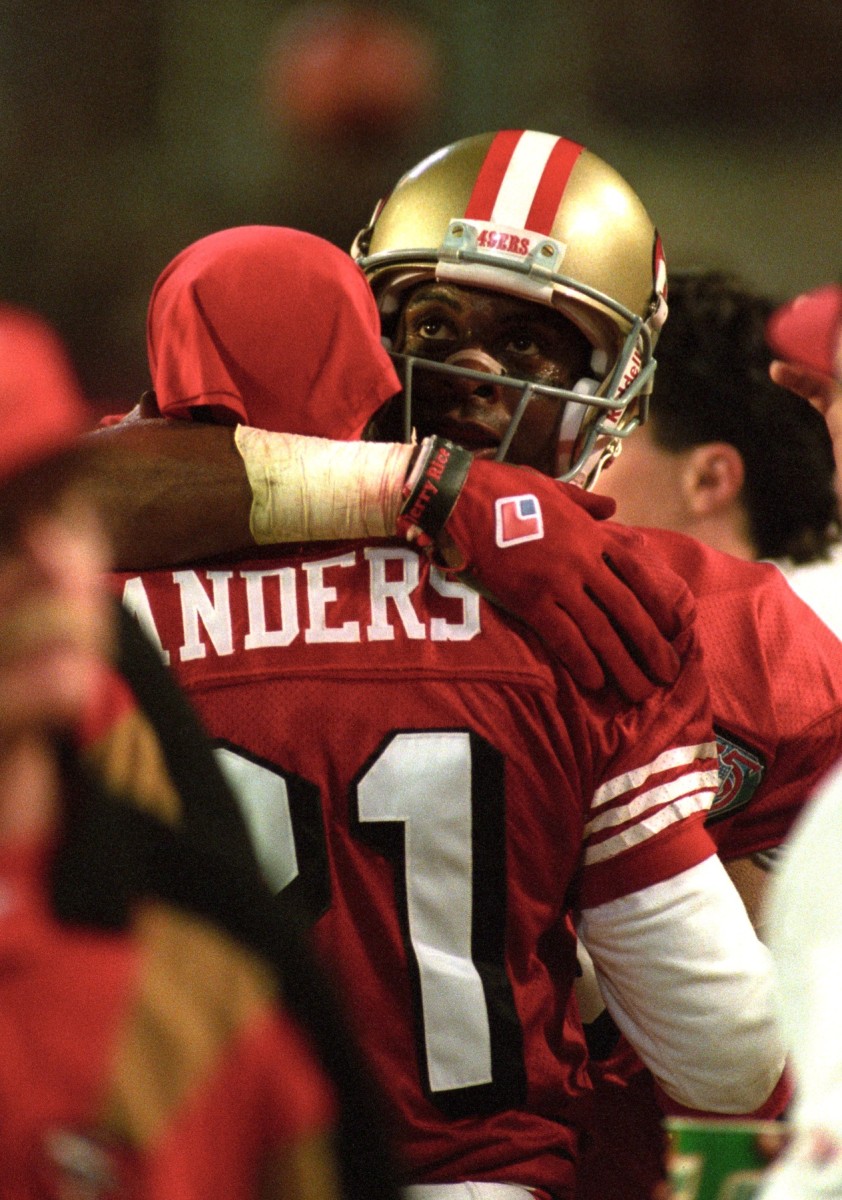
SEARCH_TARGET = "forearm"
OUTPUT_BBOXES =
[85,419,417,570]
[85,419,255,568]
[233,426,414,544]
[579,856,787,1113]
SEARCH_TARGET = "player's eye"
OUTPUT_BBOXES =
[416,317,455,341]
[505,334,541,356]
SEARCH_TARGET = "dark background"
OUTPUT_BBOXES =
[1,0,839,410]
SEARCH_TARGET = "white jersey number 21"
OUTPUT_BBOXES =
[215,729,525,1116]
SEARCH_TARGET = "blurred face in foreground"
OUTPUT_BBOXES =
[391,281,592,477]
[0,459,112,750]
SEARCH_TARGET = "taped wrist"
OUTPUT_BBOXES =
[234,425,415,544]
[397,436,473,546]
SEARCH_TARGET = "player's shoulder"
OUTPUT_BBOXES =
[774,546,842,642]
[632,526,782,597]
[635,527,842,669]
[602,523,842,757]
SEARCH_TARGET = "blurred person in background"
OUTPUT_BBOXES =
[0,304,346,1199]
[751,280,842,1200]
[658,280,842,1200]
[767,281,842,494]
[593,270,842,639]
[751,757,842,1200]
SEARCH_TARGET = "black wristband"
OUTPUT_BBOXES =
[398,436,473,539]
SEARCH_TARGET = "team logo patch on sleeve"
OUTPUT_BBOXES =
[495,494,544,547]
[706,726,766,825]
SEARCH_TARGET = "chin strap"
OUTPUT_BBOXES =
[573,435,623,491]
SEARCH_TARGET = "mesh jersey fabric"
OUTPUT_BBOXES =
[71,601,402,1200]
[112,537,718,1199]
[576,525,842,1200]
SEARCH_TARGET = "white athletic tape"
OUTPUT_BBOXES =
[234,425,414,545]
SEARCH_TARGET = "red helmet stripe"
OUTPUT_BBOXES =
[465,130,524,220]
[524,137,583,233]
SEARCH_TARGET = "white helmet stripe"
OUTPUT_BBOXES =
[490,131,561,228]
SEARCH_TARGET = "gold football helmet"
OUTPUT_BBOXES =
[352,130,668,484]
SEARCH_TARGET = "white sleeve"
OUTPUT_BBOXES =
[578,855,787,1112]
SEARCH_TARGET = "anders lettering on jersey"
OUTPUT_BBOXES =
[116,546,483,671]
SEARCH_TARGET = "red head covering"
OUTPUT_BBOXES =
[146,225,400,438]
[0,305,89,485]
[766,283,842,382]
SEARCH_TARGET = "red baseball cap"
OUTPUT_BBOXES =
[766,283,842,382]
[0,304,90,485]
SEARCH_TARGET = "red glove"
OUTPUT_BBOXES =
[399,438,695,702]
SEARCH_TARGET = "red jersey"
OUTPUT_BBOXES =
[578,527,842,1200]
[643,529,842,859]
[113,538,718,1198]
[0,836,336,1200]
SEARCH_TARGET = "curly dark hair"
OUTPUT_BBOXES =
[650,270,840,563]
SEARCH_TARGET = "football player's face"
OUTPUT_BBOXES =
[392,282,591,476]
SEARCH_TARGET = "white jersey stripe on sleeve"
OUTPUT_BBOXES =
[490,132,560,228]
[583,790,714,867]
[590,743,718,813]
[584,768,720,839]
